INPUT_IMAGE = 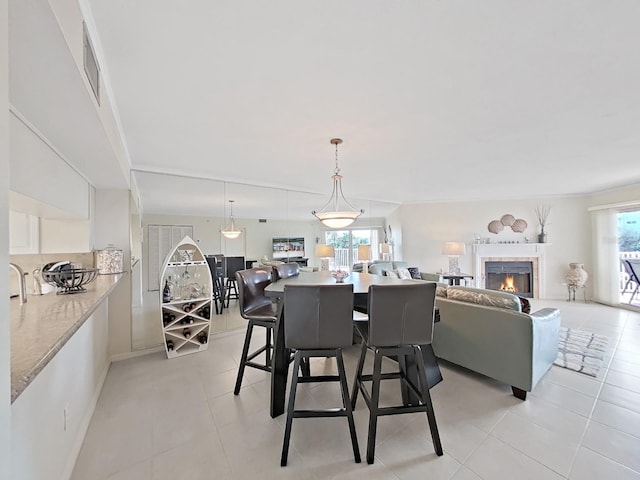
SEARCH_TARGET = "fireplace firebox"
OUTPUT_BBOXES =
[485,261,533,298]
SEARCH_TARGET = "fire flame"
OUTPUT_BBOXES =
[500,275,518,292]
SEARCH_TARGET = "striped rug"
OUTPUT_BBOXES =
[553,327,609,377]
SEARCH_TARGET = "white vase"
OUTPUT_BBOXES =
[566,263,588,286]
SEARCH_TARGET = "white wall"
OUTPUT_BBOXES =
[399,196,591,300]
[586,184,640,209]
[11,302,110,480]
[1,0,12,475]
[94,189,132,357]
[40,218,91,253]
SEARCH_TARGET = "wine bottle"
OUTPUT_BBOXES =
[183,303,192,313]
[197,332,208,344]
[162,277,174,303]
[183,328,191,339]
[166,339,174,351]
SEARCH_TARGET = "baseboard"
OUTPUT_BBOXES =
[59,359,111,480]
[110,345,164,362]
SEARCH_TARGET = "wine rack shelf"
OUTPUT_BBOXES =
[160,236,212,358]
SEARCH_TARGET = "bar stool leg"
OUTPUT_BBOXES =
[414,346,443,456]
[281,352,303,466]
[350,340,367,410]
[234,321,255,395]
[366,351,383,464]
[336,350,361,463]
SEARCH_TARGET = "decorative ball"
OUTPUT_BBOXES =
[487,220,504,234]
[500,214,515,226]
[511,218,528,233]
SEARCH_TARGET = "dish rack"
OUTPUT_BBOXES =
[41,268,100,294]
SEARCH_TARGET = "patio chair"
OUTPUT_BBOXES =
[621,259,640,302]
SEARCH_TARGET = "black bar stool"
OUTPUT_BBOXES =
[351,282,443,464]
[234,268,278,395]
[280,284,361,467]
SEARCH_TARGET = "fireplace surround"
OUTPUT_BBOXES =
[472,243,547,299]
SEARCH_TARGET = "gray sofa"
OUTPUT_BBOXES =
[431,285,561,399]
[352,260,409,275]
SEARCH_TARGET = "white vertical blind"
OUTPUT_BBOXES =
[148,225,193,291]
[591,208,621,305]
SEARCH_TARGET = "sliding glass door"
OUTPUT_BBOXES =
[618,210,640,307]
[325,229,379,270]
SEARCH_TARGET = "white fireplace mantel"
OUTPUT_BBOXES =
[472,243,547,298]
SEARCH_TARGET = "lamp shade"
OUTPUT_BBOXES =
[379,243,392,254]
[357,245,371,261]
[442,242,466,256]
[315,244,335,258]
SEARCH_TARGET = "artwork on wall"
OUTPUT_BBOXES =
[488,214,528,234]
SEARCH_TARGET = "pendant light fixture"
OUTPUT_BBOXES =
[221,200,242,239]
[312,138,364,229]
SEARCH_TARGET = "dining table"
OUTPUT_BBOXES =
[264,270,443,418]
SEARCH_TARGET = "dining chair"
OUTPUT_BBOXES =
[622,259,640,302]
[351,282,443,464]
[234,268,278,395]
[273,262,300,281]
[280,284,361,466]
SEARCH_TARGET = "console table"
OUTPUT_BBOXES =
[441,273,474,286]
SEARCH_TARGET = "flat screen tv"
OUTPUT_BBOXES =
[272,237,305,259]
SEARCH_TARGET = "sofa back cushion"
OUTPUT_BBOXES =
[369,262,393,276]
[446,286,521,312]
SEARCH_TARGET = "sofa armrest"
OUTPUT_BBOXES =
[530,308,561,323]
[530,308,562,387]
[420,272,444,282]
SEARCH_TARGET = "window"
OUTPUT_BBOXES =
[325,229,379,270]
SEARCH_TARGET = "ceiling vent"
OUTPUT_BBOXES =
[83,23,100,105]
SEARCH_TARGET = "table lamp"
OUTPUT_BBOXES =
[442,242,466,274]
[357,245,372,273]
[379,243,392,261]
[315,244,335,271]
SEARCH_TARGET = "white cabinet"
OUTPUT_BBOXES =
[160,236,212,358]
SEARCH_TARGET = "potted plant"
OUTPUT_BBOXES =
[534,205,551,243]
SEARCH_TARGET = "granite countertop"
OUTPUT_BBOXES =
[10,274,124,403]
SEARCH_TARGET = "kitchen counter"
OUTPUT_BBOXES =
[10,273,125,403]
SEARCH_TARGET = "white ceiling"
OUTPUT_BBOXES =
[85,1,640,217]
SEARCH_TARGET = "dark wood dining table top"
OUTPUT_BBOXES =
[264,270,414,296]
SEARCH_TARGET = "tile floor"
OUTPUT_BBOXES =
[72,300,640,480]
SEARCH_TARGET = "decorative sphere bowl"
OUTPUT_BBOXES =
[331,270,349,283]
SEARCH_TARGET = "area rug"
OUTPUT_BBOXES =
[554,327,609,377]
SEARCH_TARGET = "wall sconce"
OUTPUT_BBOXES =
[442,242,466,274]
[315,244,335,271]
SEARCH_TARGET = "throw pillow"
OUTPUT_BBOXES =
[385,270,400,278]
[518,296,531,314]
[397,268,413,280]
[407,267,421,279]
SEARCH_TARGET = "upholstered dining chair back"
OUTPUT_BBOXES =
[284,284,354,350]
[274,262,300,281]
[367,283,436,347]
[236,268,274,318]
